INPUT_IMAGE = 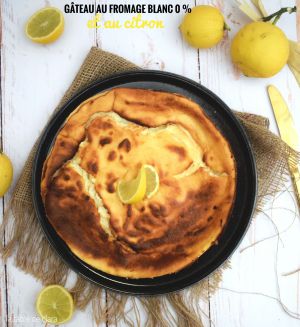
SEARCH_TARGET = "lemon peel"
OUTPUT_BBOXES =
[180,5,227,49]
[0,152,13,197]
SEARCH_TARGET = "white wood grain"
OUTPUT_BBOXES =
[0,16,8,323]
[202,1,300,327]
[1,0,300,326]
[1,0,104,326]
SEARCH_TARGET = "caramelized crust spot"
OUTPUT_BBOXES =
[107,182,115,193]
[149,203,167,218]
[118,138,131,152]
[99,137,112,146]
[108,150,117,161]
[166,145,186,158]
[86,161,98,174]
[127,205,132,218]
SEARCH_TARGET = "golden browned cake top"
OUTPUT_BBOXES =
[41,88,236,278]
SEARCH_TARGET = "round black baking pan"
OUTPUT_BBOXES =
[32,70,257,295]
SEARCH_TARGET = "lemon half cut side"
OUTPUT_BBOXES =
[25,7,64,44]
[36,285,74,325]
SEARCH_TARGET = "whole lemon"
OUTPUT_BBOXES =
[180,5,227,49]
[0,152,13,197]
[231,21,289,77]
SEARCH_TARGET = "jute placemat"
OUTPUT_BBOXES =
[1,47,299,326]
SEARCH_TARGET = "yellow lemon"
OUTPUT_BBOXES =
[25,7,64,44]
[0,152,13,197]
[180,5,228,49]
[231,21,289,78]
[36,285,74,325]
[117,166,147,204]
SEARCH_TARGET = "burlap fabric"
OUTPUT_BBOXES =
[1,47,299,326]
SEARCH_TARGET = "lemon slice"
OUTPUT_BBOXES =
[36,285,74,325]
[25,7,64,44]
[117,166,147,204]
[144,165,160,199]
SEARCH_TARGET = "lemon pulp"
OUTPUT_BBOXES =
[144,165,160,198]
[36,285,74,325]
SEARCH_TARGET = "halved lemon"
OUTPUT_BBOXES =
[36,285,74,325]
[144,165,160,198]
[25,7,64,44]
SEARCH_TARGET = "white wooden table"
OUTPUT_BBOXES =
[1,0,300,326]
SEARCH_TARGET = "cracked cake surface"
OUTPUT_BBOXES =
[41,88,236,278]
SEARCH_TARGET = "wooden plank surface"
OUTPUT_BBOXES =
[1,1,105,326]
[204,2,300,327]
[0,11,8,322]
[1,0,300,326]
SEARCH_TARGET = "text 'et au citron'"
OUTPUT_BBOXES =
[87,14,164,29]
